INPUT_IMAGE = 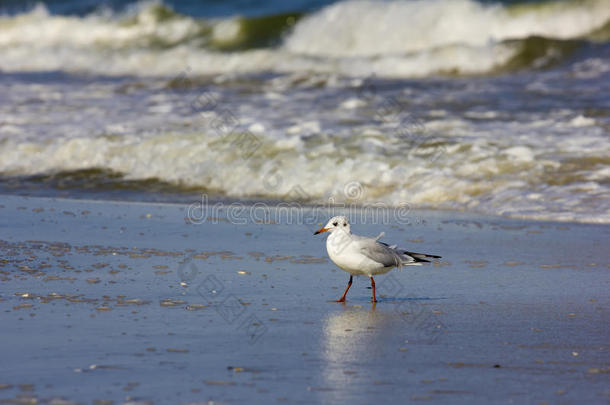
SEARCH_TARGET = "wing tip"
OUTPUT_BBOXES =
[403,252,441,264]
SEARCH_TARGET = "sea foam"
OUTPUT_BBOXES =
[0,0,608,77]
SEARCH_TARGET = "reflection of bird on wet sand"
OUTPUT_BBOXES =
[318,304,406,401]
[315,216,441,302]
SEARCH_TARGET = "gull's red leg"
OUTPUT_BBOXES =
[336,275,353,302]
[370,276,377,303]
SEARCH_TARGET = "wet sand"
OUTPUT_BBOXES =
[0,195,608,404]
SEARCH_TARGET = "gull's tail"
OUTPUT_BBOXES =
[379,240,441,266]
[401,250,442,264]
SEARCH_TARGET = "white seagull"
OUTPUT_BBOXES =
[314,216,441,302]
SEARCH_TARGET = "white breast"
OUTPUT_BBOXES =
[326,230,388,276]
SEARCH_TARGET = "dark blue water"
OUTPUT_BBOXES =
[0,0,334,17]
[0,0,561,17]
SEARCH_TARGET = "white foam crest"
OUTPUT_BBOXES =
[1,0,608,78]
[0,40,515,78]
[283,0,610,56]
[0,3,207,50]
[1,128,608,223]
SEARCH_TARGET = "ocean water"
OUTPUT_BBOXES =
[0,0,609,223]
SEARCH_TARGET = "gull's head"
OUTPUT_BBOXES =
[314,216,351,235]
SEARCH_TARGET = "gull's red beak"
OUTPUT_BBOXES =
[314,227,329,235]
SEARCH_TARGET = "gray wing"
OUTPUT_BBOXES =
[355,234,441,267]
[358,238,402,267]
[379,242,441,262]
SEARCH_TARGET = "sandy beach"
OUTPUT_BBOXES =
[0,194,608,404]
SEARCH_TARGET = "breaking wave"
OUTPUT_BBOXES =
[0,0,608,77]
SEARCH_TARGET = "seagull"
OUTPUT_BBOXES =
[314,216,441,302]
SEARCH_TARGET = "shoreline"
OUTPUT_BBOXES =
[1,191,608,227]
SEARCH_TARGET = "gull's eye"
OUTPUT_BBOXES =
[343,223,347,226]
[332,222,338,227]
